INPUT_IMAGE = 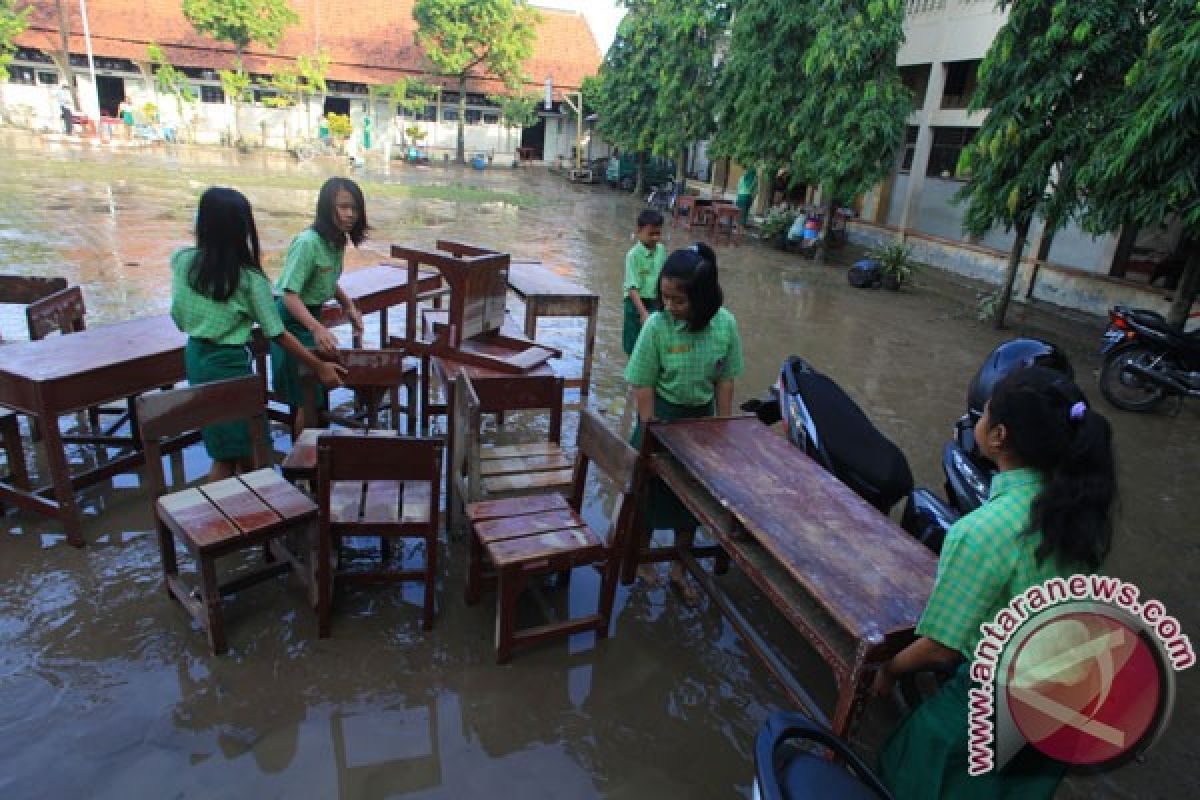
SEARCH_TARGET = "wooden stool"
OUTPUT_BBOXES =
[137,376,317,654]
[464,409,638,663]
[712,204,743,242]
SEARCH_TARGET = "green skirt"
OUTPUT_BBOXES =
[879,663,1066,800]
[622,295,661,355]
[270,300,327,410]
[185,338,254,462]
[631,394,713,531]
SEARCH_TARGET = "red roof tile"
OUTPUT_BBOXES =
[16,0,600,92]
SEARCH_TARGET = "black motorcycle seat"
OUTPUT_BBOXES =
[791,365,914,511]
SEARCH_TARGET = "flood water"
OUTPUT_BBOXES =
[0,132,1196,799]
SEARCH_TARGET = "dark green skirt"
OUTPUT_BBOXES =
[631,394,713,531]
[879,663,1066,799]
[270,300,327,410]
[185,338,254,462]
[623,295,661,356]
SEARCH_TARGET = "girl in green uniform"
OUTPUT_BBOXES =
[171,188,345,481]
[624,242,744,606]
[873,366,1117,799]
[271,177,368,434]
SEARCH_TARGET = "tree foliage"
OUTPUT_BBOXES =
[412,0,539,163]
[182,0,299,58]
[0,0,30,82]
[1079,0,1200,325]
[955,0,1153,326]
[488,90,540,129]
[147,43,196,138]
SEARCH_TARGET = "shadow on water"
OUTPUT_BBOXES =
[0,131,1195,799]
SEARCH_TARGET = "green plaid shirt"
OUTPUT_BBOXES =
[625,307,745,406]
[276,227,344,306]
[624,241,666,299]
[917,468,1075,658]
[170,248,285,345]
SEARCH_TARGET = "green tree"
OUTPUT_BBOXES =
[265,52,328,147]
[1080,0,1199,327]
[378,76,435,155]
[0,0,29,81]
[412,0,539,164]
[955,0,1152,327]
[147,43,197,142]
[488,89,538,152]
[218,67,252,145]
[593,5,660,194]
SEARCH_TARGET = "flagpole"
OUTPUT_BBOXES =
[78,0,100,118]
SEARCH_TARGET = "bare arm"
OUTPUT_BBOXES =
[272,331,346,387]
[633,386,656,426]
[873,636,961,698]
[715,379,734,417]
[628,288,650,322]
[334,284,363,336]
[282,291,340,356]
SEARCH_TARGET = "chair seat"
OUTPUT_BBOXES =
[486,526,604,570]
[466,492,570,523]
[157,468,316,553]
[473,506,586,545]
[478,441,574,495]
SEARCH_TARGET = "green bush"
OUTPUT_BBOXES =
[870,242,917,286]
[325,112,352,139]
[760,208,799,243]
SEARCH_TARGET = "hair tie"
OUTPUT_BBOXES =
[1069,401,1087,422]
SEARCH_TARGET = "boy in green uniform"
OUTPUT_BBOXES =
[171,188,344,480]
[623,209,666,355]
[271,177,368,434]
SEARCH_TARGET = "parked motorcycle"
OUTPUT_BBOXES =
[1099,305,1200,412]
[741,339,1072,553]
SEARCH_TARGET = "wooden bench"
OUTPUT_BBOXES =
[627,416,937,736]
[137,375,317,654]
[507,261,599,396]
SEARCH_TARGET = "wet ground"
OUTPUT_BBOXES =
[0,131,1196,799]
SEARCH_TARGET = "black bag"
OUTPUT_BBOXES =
[847,259,882,288]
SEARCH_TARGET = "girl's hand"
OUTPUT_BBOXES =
[346,306,364,337]
[638,309,649,324]
[872,663,897,699]
[315,360,347,388]
[311,324,340,356]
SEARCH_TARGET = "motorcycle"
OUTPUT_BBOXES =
[1099,305,1200,412]
[741,339,1073,553]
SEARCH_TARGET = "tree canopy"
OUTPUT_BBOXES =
[0,0,30,82]
[955,0,1153,326]
[412,0,539,163]
[182,0,299,59]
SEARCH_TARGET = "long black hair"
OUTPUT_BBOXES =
[312,176,369,247]
[659,241,723,331]
[190,187,262,302]
[986,366,1116,571]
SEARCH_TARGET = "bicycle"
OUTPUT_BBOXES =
[646,179,677,211]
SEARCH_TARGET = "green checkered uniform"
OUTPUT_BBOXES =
[625,308,744,530]
[271,228,345,408]
[880,468,1076,800]
[170,248,283,461]
[622,241,666,355]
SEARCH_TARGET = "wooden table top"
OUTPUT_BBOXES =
[508,262,597,301]
[649,416,936,643]
[0,314,185,383]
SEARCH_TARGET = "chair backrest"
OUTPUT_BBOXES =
[460,370,564,442]
[298,347,413,428]
[135,375,270,497]
[570,409,639,550]
[0,275,68,306]
[26,286,86,340]
[675,195,695,218]
[316,433,443,530]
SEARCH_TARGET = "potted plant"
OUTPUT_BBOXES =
[871,242,917,290]
[760,208,799,249]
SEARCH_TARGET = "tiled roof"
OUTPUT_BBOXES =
[16,0,600,92]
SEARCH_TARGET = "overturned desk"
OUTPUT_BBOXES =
[507,262,598,396]
[630,416,936,736]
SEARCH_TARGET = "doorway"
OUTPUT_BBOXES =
[324,97,350,117]
[96,75,124,117]
[520,117,546,159]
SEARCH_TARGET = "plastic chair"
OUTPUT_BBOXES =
[754,711,893,800]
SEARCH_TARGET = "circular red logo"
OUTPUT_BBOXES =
[1005,610,1164,766]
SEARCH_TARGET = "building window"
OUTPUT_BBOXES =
[326,80,367,95]
[941,60,981,110]
[253,87,278,105]
[927,126,977,178]
[899,64,931,107]
[37,70,60,85]
[7,66,35,85]
[898,125,919,173]
[442,108,459,121]
[181,67,220,81]
[199,85,225,104]
[15,47,53,63]
[483,112,499,125]
[464,108,482,125]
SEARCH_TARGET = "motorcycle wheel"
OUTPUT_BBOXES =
[1099,344,1168,412]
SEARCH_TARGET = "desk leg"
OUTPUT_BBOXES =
[41,417,85,547]
[524,302,538,341]
[443,378,459,538]
[581,300,597,397]
[831,645,873,739]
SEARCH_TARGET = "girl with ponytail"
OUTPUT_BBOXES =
[624,242,745,607]
[874,366,1118,798]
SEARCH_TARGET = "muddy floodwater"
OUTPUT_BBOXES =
[0,132,1196,799]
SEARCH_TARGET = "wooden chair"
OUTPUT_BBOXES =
[447,371,571,537]
[674,194,695,228]
[298,348,420,436]
[464,409,639,663]
[136,375,318,654]
[315,432,444,635]
[712,204,743,243]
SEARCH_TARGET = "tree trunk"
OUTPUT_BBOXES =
[993,217,1031,329]
[676,147,687,194]
[456,76,467,164]
[634,151,646,196]
[1166,249,1200,329]
[815,187,837,264]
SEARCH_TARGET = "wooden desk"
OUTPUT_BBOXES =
[632,416,936,736]
[0,315,190,546]
[320,264,443,345]
[507,262,599,396]
[517,147,537,163]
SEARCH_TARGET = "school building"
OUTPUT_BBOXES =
[5,0,601,164]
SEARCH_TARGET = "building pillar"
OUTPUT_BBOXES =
[897,61,946,233]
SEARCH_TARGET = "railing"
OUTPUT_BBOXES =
[905,0,946,14]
